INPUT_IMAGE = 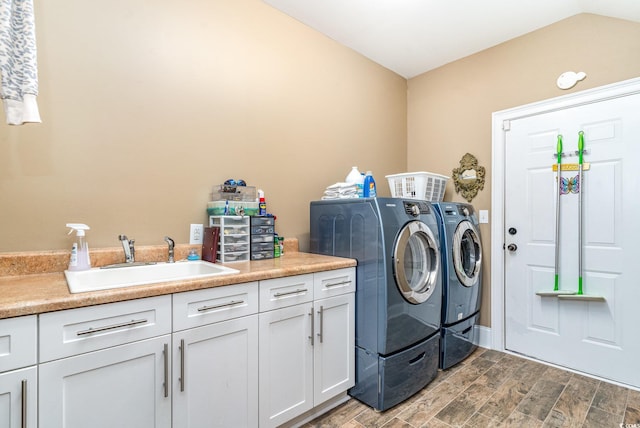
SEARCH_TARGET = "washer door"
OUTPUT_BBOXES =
[452,220,482,287]
[393,221,440,304]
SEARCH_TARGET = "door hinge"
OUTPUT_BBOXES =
[502,120,511,131]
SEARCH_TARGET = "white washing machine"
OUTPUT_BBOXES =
[434,202,483,369]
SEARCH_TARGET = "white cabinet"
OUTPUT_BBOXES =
[259,300,314,427]
[38,296,172,428]
[259,268,355,428]
[9,266,353,428]
[0,315,37,428]
[312,268,355,406]
[172,283,259,428]
[312,293,355,404]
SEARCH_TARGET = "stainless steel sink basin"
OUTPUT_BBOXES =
[64,260,239,293]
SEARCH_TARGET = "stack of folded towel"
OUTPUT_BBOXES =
[322,182,358,199]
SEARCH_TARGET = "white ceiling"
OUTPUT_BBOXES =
[263,0,640,78]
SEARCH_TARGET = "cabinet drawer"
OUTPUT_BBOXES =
[39,295,172,362]
[0,315,37,372]
[259,274,313,312]
[314,268,356,299]
[173,282,259,331]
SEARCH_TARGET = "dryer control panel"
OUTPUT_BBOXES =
[403,200,431,217]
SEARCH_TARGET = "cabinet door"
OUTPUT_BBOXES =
[259,302,313,428]
[39,335,171,428]
[173,315,258,428]
[313,293,355,405]
[0,366,37,428]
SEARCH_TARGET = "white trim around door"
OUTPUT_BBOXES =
[490,76,640,352]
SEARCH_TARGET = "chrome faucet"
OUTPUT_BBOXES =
[164,236,175,263]
[119,235,135,263]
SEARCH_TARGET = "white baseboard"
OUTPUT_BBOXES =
[475,324,492,349]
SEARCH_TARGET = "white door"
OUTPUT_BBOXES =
[0,367,37,428]
[172,315,259,428]
[259,302,314,428]
[504,92,640,388]
[39,336,171,428]
[313,294,355,405]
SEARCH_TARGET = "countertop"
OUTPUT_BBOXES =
[0,246,356,319]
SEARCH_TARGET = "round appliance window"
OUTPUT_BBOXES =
[393,221,440,304]
[452,221,482,287]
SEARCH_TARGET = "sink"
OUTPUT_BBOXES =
[64,260,240,294]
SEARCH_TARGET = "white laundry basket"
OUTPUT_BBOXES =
[385,172,449,202]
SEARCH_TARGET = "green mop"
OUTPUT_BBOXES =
[537,135,575,296]
[559,131,604,301]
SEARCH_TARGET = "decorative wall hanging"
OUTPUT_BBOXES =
[452,153,485,202]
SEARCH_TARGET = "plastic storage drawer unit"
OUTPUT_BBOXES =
[209,216,250,262]
[250,217,274,260]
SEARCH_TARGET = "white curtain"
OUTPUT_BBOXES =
[0,0,40,125]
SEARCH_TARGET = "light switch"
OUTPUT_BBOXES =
[479,210,489,224]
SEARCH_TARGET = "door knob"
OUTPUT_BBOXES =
[507,244,517,252]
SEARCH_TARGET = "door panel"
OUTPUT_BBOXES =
[504,92,640,388]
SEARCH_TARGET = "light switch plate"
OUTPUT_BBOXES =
[190,224,204,244]
[479,210,489,224]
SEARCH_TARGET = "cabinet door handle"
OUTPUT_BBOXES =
[21,379,27,428]
[325,280,351,288]
[163,343,169,398]
[308,309,314,346]
[76,318,148,336]
[179,339,185,392]
[317,306,324,343]
[197,300,244,312]
[274,288,308,298]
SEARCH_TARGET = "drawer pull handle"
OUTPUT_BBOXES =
[76,318,148,336]
[197,300,244,312]
[21,379,27,428]
[325,280,351,288]
[274,288,308,298]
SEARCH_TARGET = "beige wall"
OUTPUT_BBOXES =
[0,0,406,252]
[407,13,640,326]
[3,4,640,329]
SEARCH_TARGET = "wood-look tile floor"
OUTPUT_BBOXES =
[305,347,640,428]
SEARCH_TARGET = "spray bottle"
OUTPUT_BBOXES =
[66,223,91,271]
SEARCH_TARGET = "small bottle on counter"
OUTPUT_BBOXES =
[274,235,281,258]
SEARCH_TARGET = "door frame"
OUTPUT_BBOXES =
[490,76,640,352]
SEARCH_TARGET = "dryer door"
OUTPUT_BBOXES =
[453,220,482,287]
[393,221,440,304]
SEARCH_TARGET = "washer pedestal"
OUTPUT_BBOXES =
[350,333,439,411]
[440,312,479,370]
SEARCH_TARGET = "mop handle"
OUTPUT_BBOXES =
[554,135,563,291]
[577,131,584,295]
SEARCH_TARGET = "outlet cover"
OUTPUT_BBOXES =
[479,210,489,224]
[190,224,204,244]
